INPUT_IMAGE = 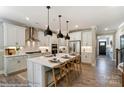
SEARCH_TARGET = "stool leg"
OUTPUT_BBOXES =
[52,69,57,87]
[45,72,48,87]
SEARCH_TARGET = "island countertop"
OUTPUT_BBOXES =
[27,53,79,68]
[27,53,80,87]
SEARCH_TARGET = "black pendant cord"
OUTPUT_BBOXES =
[59,15,62,32]
[66,21,69,33]
[47,6,50,27]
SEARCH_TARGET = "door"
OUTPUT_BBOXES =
[99,41,106,55]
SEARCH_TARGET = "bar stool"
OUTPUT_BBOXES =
[51,62,69,87]
[66,58,76,85]
[74,55,82,78]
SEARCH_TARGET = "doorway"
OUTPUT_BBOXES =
[99,41,106,55]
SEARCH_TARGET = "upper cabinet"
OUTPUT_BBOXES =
[81,31,92,46]
[0,23,4,47]
[70,32,81,40]
[3,23,26,47]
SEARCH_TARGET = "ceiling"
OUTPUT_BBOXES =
[0,6,124,34]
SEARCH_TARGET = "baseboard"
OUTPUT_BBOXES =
[81,62,96,67]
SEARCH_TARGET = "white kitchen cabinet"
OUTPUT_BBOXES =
[3,23,26,47]
[0,55,3,72]
[0,23,4,47]
[81,52,92,63]
[4,55,28,76]
[69,28,96,65]
[15,25,25,46]
[82,31,92,46]
[27,61,45,87]
[70,32,81,40]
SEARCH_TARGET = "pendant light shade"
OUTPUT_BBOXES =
[44,6,53,36]
[57,15,64,38]
[65,21,70,40]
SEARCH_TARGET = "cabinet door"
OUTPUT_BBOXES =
[0,23,4,46]
[4,23,16,46]
[82,32,87,46]
[0,56,3,71]
[87,31,92,46]
[16,26,25,46]
[70,32,81,41]
[82,31,92,46]
[81,52,92,63]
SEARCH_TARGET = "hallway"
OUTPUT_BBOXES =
[71,56,122,87]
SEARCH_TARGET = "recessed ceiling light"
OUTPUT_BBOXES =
[75,25,79,28]
[104,28,108,31]
[26,17,30,21]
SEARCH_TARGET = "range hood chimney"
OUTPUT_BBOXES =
[26,27,40,43]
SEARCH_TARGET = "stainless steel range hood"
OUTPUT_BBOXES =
[26,27,39,42]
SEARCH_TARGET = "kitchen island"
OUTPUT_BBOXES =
[27,53,80,87]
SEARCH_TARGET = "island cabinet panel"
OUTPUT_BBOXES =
[27,61,45,87]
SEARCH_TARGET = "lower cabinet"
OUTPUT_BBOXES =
[4,55,28,76]
[81,52,92,63]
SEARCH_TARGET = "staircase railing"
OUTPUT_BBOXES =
[115,48,124,87]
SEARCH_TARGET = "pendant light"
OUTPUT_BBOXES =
[44,6,53,36]
[57,15,64,38]
[65,21,70,40]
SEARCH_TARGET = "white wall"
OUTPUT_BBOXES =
[115,27,124,49]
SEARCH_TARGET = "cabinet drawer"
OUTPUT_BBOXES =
[5,56,27,74]
[7,60,26,73]
[81,53,92,63]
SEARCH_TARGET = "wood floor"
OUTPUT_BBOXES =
[0,56,122,87]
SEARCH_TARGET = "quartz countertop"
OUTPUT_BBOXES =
[27,53,79,68]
